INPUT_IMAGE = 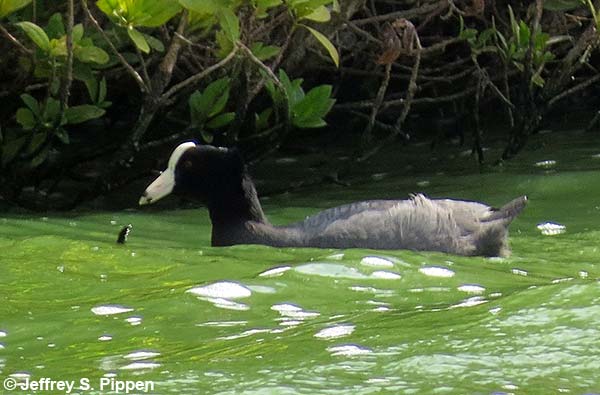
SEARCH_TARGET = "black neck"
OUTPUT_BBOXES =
[207,174,268,245]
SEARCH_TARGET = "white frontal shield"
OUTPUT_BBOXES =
[138,142,196,205]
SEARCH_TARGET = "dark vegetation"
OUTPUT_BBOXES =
[0,0,599,210]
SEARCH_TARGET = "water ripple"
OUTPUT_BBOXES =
[187,281,252,299]
[360,256,395,268]
[91,305,134,316]
[419,266,455,278]
[314,324,355,340]
[327,344,372,356]
[124,351,160,360]
[259,266,291,277]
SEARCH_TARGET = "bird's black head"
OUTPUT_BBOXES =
[139,142,244,206]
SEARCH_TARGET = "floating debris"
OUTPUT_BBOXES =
[327,344,372,356]
[535,160,557,168]
[360,256,395,268]
[91,305,134,316]
[419,266,455,278]
[259,266,291,277]
[458,284,486,294]
[187,281,252,299]
[314,324,355,340]
[116,224,133,244]
[537,222,566,236]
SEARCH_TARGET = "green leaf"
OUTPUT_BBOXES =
[254,0,282,18]
[292,84,335,128]
[20,93,40,117]
[99,77,108,103]
[43,97,61,123]
[279,69,304,106]
[144,34,165,52]
[97,0,182,27]
[300,5,330,22]
[74,45,110,64]
[16,107,36,130]
[1,136,27,166]
[250,42,280,60]
[207,112,235,129]
[179,0,220,14]
[518,20,530,47]
[215,29,234,58]
[84,76,98,103]
[531,73,545,87]
[255,108,272,130]
[300,24,339,67]
[29,145,49,168]
[218,7,240,42]
[55,127,70,144]
[46,12,65,39]
[255,0,282,8]
[49,37,67,57]
[208,88,229,117]
[127,27,150,53]
[65,105,106,124]
[189,77,231,125]
[72,23,84,42]
[332,0,340,12]
[543,0,585,11]
[26,131,47,154]
[508,5,518,37]
[16,21,50,52]
[199,129,214,143]
[0,0,31,19]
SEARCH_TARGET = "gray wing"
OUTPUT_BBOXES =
[291,195,494,254]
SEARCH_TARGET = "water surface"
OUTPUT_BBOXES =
[1,132,600,394]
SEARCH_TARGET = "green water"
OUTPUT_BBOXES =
[2,132,600,394]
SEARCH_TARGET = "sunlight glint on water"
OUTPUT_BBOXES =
[1,140,600,393]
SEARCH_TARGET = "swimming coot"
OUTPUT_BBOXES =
[139,142,527,257]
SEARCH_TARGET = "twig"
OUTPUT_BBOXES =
[138,131,192,151]
[548,73,600,107]
[359,26,422,162]
[237,42,291,150]
[247,26,296,102]
[238,42,284,91]
[344,20,382,44]
[161,48,238,102]
[473,73,484,163]
[0,23,32,54]
[153,11,188,95]
[362,63,391,146]
[134,45,151,86]
[586,110,600,132]
[60,0,75,115]
[353,2,442,26]
[80,0,149,93]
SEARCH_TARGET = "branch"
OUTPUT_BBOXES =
[60,0,75,114]
[362,63,391,146]
[153,11,188,94]
[0,23,32,54]
[81,0,149,93]
[548,73,600,107]
[352,2,442,26]
[161,48,238,103]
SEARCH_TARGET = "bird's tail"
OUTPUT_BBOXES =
[475,196,528,257]
[483,195,528,224]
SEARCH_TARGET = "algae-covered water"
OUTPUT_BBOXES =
[1,131,600,394]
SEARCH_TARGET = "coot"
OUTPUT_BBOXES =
[139,142,527,256]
